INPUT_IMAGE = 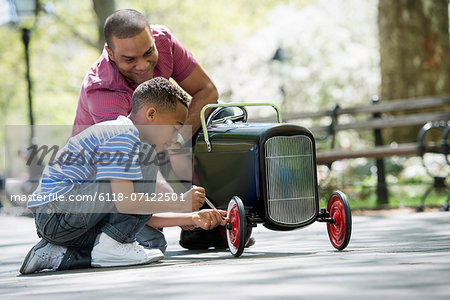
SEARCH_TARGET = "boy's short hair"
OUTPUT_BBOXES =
[131,77,189,114]
[104,9,150,50]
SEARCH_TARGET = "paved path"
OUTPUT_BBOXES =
[0,211,449,299]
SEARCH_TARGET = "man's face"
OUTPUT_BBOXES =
[106,27,159,84]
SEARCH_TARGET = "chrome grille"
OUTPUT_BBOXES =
[265,135,317,225]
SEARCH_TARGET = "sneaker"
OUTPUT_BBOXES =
[19,239,67,274]
[91,232,164,268]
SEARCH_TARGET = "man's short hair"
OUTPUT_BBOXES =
[131,77,189,115]
[104,9,150,50]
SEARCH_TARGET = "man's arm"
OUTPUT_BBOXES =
[177,64,219,141]
[155,170,175,194]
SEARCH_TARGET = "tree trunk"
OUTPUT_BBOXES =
[93,0,116,52]
[378,0,450,142]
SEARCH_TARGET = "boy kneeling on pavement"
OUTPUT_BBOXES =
[20,77,227,274]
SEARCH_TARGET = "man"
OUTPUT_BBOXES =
[71,9,231,250]
[72,9,218,141]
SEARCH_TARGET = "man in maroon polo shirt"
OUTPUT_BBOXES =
[72,9,217,139]
[71,9,232,251]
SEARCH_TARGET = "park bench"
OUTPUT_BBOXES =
[255,95,450,208]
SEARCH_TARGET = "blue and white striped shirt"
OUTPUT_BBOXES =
[28,116,143,207]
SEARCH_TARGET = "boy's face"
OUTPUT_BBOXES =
[140,102,188,152]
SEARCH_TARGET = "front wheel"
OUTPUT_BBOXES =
[226,196,246,257]
[327,191,352,250]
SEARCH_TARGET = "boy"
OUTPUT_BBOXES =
[20,77,227,274]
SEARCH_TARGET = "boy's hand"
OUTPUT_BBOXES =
[183,186,206,211]
[192,209,228,230]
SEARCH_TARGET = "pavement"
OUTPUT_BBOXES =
[0,210,449,299]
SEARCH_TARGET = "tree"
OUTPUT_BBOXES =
[93,0,116,51]
[378,0,450,142]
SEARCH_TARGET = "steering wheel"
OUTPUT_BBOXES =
[206,106,248,127]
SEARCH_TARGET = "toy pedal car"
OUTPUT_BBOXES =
[194,103,352,257]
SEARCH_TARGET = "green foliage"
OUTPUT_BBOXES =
[0,27,26,124]
[0,0,310,173]
[1,0,307,126]
[121,0,307,63]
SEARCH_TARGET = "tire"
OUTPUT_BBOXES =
[226,196,246,257]
[326,191,352,250]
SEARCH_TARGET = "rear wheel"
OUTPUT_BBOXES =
[226,196,246,257]
[327,191,352,250]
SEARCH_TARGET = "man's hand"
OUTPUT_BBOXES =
[192,209,228,230]
[184,186,206,212]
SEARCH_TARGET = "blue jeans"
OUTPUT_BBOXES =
[33,143,167,270]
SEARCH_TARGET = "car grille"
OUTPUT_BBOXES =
[264,135,317,225]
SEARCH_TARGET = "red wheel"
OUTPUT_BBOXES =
[327,191,352,250]
[226,196,246,257]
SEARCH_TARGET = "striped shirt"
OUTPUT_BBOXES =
[72,25,198,136]
[28,116,143,208]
